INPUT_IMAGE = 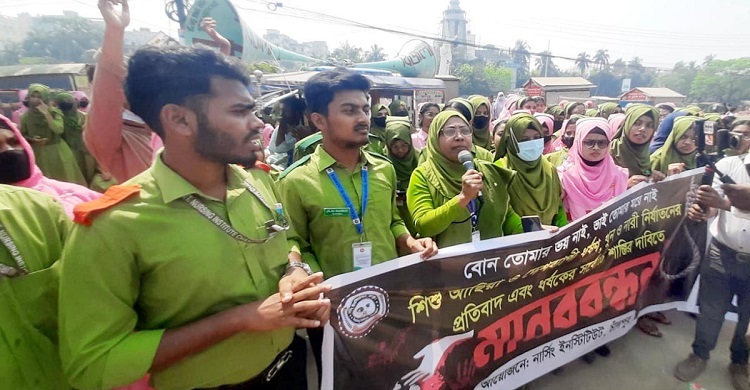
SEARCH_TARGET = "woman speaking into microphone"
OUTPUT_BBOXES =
[407,111,523,247]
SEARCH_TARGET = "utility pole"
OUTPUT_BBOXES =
[544,40,550,77]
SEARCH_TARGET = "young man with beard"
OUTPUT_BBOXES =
[58,46,330,390]
[278,68,438,379]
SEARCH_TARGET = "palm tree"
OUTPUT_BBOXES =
[534,50,553,74]
[703,54,715,67]
[593,49,610,70]
[364,44,386,62]
[628,56,643,71]
[331,41,364,63]
[511,40,531,70]
[575,51,590,75]
[612,58,626,75]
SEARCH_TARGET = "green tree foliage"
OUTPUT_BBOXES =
[364,44,386,62]
[511,40,530,87]
[575,52,590,75]
[21,16,104,63]
[331,41,364,63]
[534,51,560,77]
[655,61,699,96]
[691,58,750,104]
[593,49,609,70]
[454,61,513,96]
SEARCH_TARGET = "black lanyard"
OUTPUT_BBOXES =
[0,223,28,277]
[182,180,288,244]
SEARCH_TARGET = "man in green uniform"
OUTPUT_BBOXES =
[58,45,330,390]
[0,185,71,389]
[278,68,438,379]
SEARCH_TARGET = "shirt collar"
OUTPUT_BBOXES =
[315,145,376,173]
[152,152,245,204]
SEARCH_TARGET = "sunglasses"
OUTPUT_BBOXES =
[582,139,610,149]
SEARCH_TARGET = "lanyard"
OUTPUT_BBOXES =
[0,223,28,277]
[182,180,287,244]
[468,199,479,232]
[326,166,368,236]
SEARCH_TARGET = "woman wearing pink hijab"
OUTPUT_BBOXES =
[557,117,629,221]
[11,90,27,126]
[534,112,556,154]
[607,113,626,139]
[0,114,100,218]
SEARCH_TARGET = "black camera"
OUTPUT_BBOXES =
[694,119,730,167]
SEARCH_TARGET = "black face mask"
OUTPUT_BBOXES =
[544,135,552,144]
[372,117,387,128]
[553,120,564,131]
[562,136,575,149]
[394,110,409,117]
[22,100,29,108]
[78,100,89,108]
[58,102,74,111]
[473,115,489,130]
[0,149,32,184]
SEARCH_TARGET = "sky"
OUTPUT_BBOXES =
[3,0,750,70]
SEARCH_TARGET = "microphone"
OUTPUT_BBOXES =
[457,150,483,203]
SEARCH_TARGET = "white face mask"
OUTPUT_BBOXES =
[517,138,545,162]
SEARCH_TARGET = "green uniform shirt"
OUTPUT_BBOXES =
[0,185,71,389]
[279,145,409,278]
[59,156,295,390]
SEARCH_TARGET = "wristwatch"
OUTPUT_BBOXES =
[286,261,313,276]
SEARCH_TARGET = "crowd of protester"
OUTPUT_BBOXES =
[3,0,750,389]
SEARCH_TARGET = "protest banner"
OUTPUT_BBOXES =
[322,169,706,390]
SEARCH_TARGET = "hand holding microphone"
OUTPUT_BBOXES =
[457,150,484,205]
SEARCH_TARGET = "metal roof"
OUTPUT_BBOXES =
[262,71,445,91]
[0,64,87,78]
[525,77,596,89]
[620,87,686,99]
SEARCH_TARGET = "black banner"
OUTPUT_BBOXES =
[322,169,705,390]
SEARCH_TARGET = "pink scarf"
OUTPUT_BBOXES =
[2,114,100,218]
[534,113,556,154]
[551,118,573,151]
[558,117,628,221]
[498,94,520,121]
[607,113,626,139]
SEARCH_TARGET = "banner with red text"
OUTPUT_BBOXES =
[322,169,705,390]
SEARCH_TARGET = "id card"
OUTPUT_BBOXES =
[353,242,373,270]
[472,230,481,243]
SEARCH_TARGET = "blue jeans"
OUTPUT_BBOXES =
[692,240,750,364]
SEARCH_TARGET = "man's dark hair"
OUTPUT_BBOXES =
[304,68,370,115]
[125,46,249,138]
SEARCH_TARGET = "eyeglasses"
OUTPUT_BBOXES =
[441,126,473,138]
[582,139,610,149]
[731,132,750,141]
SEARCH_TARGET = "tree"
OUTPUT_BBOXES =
[628,57,644,73]
[575,51,590,75]
[22,16,104,63]
[593,49,610,70]
[454,61,513,96]
[331,41,364,63]
[703,54,716,67]
[655,61,699,96]
[364,44,386,62]
[511,40,531,87]
[533,50,560,77]
[589,70,623,97]
[0,42,24,65]
[612,58,627,75]
[691,58,750,104]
